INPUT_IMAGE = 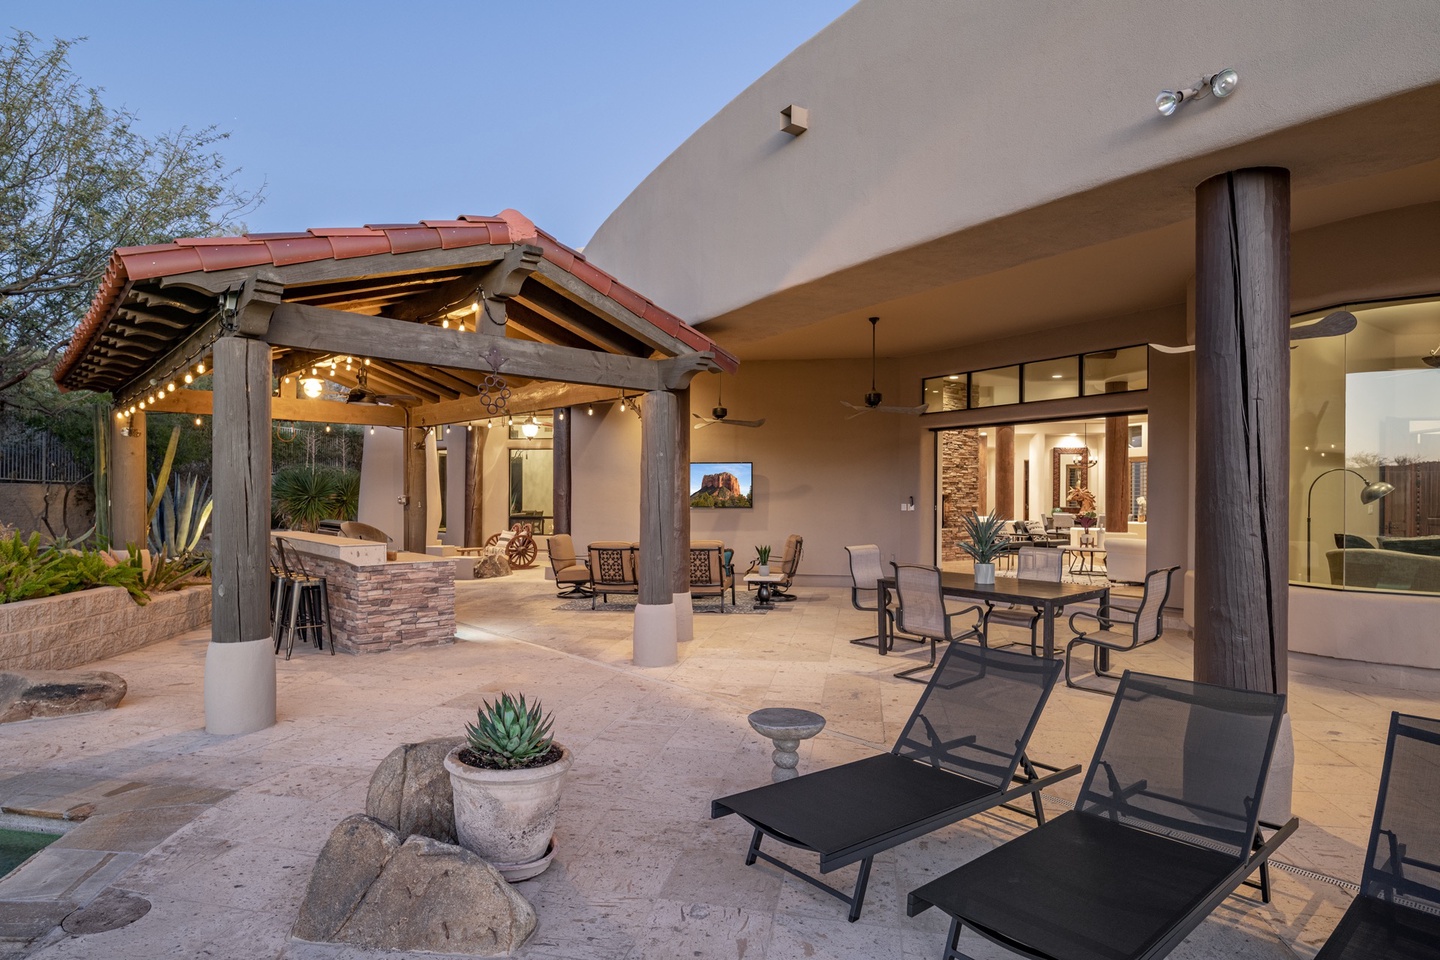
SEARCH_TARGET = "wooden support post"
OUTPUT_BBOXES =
[1105,403,1129,534]
[466,424,485,547]
[403,420,428,553]
[1194,168,1290,696]
[671,388,693,642]
[995,425,1014,521]
[553,407,573,535]
[205,336,276,735]
[635,389,678,666]
[109,411,147,550]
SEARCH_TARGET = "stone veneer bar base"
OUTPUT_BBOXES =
[0,585,211,671]
[296,554,456,653]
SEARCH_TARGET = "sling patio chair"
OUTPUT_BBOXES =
[908,671,1299,960]
[1064,564,1179,691]
[844,544,893,648]
[891,562,986,682]
[712,643,1078,922]
[1313,711,1440,960]
[983,546,1063,656]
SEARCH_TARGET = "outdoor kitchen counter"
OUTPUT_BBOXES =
[271,531,456,653]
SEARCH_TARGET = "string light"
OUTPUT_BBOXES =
[364,358,371,366]
[324,424,331,433]
[587,404,593,416]
[196,362,204,374]
[183,373,193,384]
[442,319,450,329]
[194,417,202,427]
[369,425,375,434]
[557,409,565,421]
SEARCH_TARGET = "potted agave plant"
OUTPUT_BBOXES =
[755,544,772,576]
[444,693,573,881]
[959,510,1011,585]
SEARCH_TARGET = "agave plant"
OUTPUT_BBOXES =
[958,510,1012,565]
[271,466,341,532]
[148,475,213,560]
[464,693,557,769]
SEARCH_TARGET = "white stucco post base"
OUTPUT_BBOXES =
[634,603,678,667]
[674,592,694,643]
[205,638,277,734]
[1261,713,1295,824]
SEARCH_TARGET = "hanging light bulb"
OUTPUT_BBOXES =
[507,414,514,425]
[194,417,203,427]
[486,419,493,429]
[183,373,194,384]
[196,361,205,374]
[167,382,176,392]
[442,318,450,329]
[369,425,375,435]
[324,424,331,433]
[587,404,594,416]
[444,424,450,434]
[557,409,565,421]
[364,357,371,366]
[522,416,540,439]
[467,422,473,431]
[116,410,125,421]
[301,378,324,399]
[139,401,146,410]
[619,395,626,412]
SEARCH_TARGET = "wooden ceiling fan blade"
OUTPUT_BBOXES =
[720,417,765,428]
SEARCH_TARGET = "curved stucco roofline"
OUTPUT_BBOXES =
[586,0,1440,328]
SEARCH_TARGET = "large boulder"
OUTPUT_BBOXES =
[365,737,461,843]
[0,670,126,723]
[294,815,535,955]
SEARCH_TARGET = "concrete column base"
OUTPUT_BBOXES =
[1260,712,1294,824]
[204,638,277,734]
[634,602,677,667]
[674,592,694,643]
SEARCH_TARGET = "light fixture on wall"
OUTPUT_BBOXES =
[301,377,324,399]
[1304,468,1395,580]
[1156,67,1238,116]
[522,416,540,439]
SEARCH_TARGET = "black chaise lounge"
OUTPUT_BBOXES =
[908,671,1299,960]
[711,643,1077,922]
[1314,711,1440,960]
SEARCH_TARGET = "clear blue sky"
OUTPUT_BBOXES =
[8,1,853,248]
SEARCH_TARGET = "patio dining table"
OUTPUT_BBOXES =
[876,572,1110,660]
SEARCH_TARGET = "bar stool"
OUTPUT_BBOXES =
[273,538,335,659]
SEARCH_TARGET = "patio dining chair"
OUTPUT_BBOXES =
[712,643,1078,921]
[983,546,1063,656]
[1313,711,1440,960]
[908,671,1299,960]
[1064,564,1179,691]
[890,562,986,683]
[844,544,893,648]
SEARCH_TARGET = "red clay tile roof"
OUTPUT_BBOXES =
[56,209,737,385]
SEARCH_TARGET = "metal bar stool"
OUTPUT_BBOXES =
[274,538,335,659]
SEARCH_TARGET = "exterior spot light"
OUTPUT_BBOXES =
[183,373,194,384]
[1156,68,1239,115]
[301,378,324,399]
[522,417,539,439]
[194,417,203,427]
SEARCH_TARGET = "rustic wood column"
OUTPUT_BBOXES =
[995,425,1014,521]
[403,422,428,552]
[671,388,693,642]
[1194,168,1290,696]
[109,411,147,550]
[635,388,678,666]
[206,336,276,734]
[553,407,572,535]
[1105,410,1129,534]
[464,426,483,547]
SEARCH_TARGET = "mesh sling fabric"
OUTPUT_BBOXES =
[894,564,950,639]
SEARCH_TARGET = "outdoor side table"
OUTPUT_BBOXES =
[744,572,787,607]
[748,707,826,781]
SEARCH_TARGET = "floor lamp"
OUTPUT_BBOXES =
[1304,468,1395,581]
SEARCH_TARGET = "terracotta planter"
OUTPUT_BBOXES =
[444,743,572,872]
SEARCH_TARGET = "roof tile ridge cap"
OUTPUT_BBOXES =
[495,209,540,243]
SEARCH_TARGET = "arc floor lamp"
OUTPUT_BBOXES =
[1305,467,1395,581]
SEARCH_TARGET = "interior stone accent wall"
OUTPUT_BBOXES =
[0,585,211,671]
[940,429,981,562]
[299,556,455,653]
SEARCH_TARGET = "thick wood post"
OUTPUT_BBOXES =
[1194,168,1290,696]
[109,411,147,550]
[995,425,1014,521]
[635,389,678,666]
[403,422,427,552]
[465,424,486,547]
[553,407,572,535]
[1105,413,1129,534]
[206,336,275,734]
[671,388,693,642]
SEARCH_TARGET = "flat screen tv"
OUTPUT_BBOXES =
[690,461,753,508]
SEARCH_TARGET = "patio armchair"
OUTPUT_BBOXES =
[1064,564,1178,691]
[983,546,1062,656]
[586,541,639,608]
[908,670,1299,960]
[746,534,804,601]
[712,643,1078,922]
[1313,711,1440,960]
[689,540,736,611]
[547,534,592,599]
[890,562,986,683]
[844,544,894,648]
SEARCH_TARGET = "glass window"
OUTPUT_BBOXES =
[969,366,1020,408]
[1022,357,1080,402]
[1291,297,1440,595]
[923,374,968,412]
[1083,345,1148,394]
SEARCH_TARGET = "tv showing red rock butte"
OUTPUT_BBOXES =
[689,462,753,508]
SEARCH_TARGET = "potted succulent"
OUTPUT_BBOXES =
[959,510,1011,584]
[755,544,772,576]
[444,693,573,881]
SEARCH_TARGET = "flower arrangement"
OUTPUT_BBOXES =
[1075,511,1098,530]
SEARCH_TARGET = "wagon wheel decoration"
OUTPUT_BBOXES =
[483,523,539,569]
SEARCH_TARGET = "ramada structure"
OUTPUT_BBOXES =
[57,0,1440,733]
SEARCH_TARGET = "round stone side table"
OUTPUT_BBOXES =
[748,707,826,781]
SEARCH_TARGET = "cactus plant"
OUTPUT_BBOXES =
[463,693,557,769]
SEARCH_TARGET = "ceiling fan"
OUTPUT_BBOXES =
[842,316,926,417]
[1149,310,1358,354]
[344,367,419,406]
[693,376,764,429]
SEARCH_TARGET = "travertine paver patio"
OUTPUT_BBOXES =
[0,567,1433,959]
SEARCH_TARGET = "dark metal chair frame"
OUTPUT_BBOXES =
[1313,711,1440,960]
[908,671,1300,960]
[1064,564,1179,690]
[587,543,639,609]
[272,537,334,659]
[984,547,1064,656]
[712,643,1078,922]
[844,544,891,648]
[891,561,986,683]
[745,534,804,601]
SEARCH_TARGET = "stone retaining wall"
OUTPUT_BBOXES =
[300,556,455,654]
[0,585,212,671]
